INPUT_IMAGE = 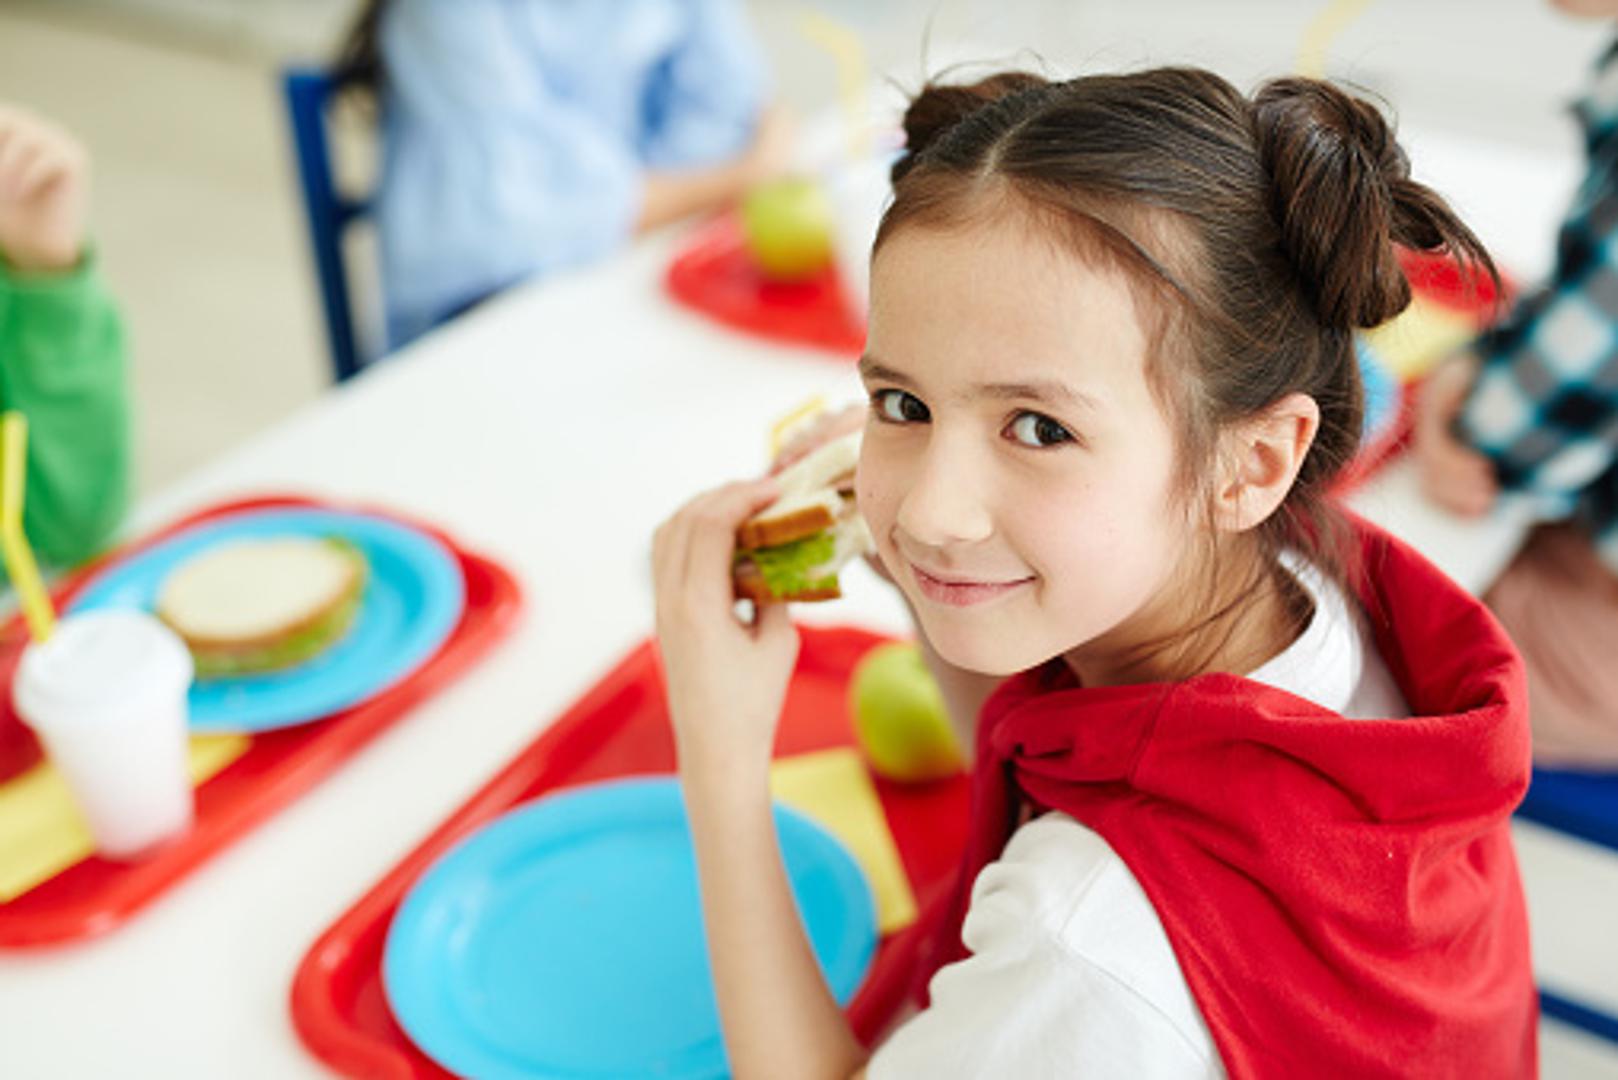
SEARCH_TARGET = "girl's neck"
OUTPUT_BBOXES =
[1062,543,1312,689]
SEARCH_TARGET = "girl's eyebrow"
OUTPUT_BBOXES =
[975,379,1103,413]
[859,355,1102,412]
[858,355,913,386]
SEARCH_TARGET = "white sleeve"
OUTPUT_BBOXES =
[867,815,1223,1080]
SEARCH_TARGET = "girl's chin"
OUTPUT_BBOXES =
[921,620,1048,679]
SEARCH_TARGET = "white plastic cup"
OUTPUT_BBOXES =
[13,608,196,859]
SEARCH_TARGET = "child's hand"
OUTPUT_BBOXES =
[769,401,865,474]
[740,104,796,188]
[0,105,89,274]
[1414,353,1500,518]
[769,402,895,586]
[653,477,800,780]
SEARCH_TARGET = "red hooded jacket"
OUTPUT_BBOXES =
[920,519,1537,1077]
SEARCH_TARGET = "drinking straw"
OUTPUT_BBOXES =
[795,10,871,160]
[0,412,57,643]
[769,394,827,458]
[1296,0,1375,78]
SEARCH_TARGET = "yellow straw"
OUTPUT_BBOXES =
[768,394,827,458]
[0,412,56,643]
[795,10,871,159]
[1296,0,1375,78]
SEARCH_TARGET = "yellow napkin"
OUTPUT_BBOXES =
[769,747,916,935]
[1362,296,1479,381]
[0,733,250,902]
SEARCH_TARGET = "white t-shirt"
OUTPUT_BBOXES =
[867,559,1410,1079]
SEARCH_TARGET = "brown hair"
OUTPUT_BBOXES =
[876,66,1493,639]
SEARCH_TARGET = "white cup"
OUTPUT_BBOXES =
[13,608,196,859]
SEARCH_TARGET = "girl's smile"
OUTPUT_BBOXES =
[906,559,1037,607]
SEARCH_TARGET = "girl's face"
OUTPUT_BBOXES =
[858,217,1200,678]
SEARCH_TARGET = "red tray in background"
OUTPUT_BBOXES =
[0,496,522,948]
[665,212,867,357]
[1395,246,1510,315]
[291,625,972,1080]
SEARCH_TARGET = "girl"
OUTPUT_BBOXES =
[653,67,1536,1077]
[336,0,791,350]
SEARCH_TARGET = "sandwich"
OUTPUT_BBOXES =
[155,536,368,678]
[733,431,874,603]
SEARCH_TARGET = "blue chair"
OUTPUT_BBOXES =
[1517,768,1618,1045]
[281,66,372,383]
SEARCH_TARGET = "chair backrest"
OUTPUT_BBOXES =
[281,66,371,384]
[1517,769,1618,1047]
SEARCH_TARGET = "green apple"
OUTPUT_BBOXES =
[740,177,835,281]
[849,642,965,782]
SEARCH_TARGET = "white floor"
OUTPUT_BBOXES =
[1,0,1617,1074]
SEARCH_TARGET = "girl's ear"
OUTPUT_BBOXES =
[1213,392,1320,533]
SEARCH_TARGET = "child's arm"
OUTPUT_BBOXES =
[639,0,773,171]
[1413,352,1500,518]
[1442,154,1618,517]
[653,478,869,1080]
[637,106,793,232]
[0,105,129,567]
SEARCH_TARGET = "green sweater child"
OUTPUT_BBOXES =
[0,103,129,569]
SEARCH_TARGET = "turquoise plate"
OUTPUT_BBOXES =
[383,777,878,1079]
[68,508,464,733]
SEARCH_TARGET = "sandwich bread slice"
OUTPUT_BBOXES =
[733,431,874,603]
[155,536,368,677]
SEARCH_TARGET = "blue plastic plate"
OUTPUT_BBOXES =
[1357,337,1401,446]
[68,508,465,733]
[382,777,878,1079]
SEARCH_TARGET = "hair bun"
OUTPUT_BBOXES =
[1251,78,1489,330]
[893,72,1052,183]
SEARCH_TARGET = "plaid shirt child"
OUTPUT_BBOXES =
[1458,41,1618,573]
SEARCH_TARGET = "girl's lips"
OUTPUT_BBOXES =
[909,562,1034,607]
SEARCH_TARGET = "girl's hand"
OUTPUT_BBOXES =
[653,477,800,781]
[0,105,89,274]
[769,402,896,585]
[1413,353,1499,518]
[769,402,865,474]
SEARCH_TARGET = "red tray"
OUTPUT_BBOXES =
[1395,246,1509,315]
[291,625,972,1079]
[665,212,867,357]
[0,495,522,947]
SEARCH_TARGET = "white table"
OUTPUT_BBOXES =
[0,227,912,1079]
[0,125,1599,1078]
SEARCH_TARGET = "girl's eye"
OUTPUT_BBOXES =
[1006,411,1074,448]
[873,389,930,424]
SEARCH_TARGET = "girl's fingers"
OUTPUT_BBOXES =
[751,591,797,646]
[655,477,781,613]
[678,478,780,603]
[770,404,865,474]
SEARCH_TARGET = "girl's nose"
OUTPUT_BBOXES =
[894,442,995,549]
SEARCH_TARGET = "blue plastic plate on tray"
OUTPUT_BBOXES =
[382,776,878,1079]
[68,507,465,733]
[1357,337,1402,446]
